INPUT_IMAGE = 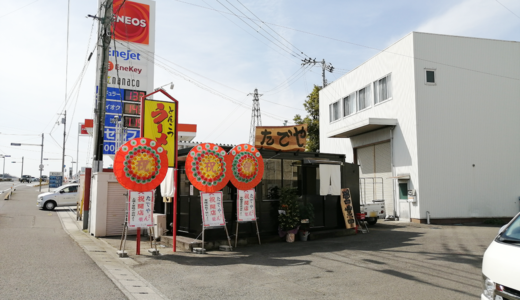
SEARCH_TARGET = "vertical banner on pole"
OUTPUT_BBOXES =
[235,189,261,247]
[200,192,225,227]
[128,190,154,228]
[237,189,256,222]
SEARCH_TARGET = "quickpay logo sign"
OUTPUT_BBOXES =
[113,0,150,45]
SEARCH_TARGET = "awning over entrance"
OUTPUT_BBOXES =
[327,118,398,138]
[388,174,410,180]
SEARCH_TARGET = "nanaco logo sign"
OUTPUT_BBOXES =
[112,0,150,45]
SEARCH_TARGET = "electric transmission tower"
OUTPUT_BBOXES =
[248,88,263,145]
[301,58,334,87]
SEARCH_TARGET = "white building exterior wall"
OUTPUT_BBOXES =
[320,32,520,221]
[413,33,520,219]
[320,33,420,219]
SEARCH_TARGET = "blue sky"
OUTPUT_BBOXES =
[0,0,518,177]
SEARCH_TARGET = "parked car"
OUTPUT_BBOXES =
[40,175,48,182]
[19,175,32,183]
[37,183,79,210]
[481,212,520,300]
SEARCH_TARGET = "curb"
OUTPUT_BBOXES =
[57,208,170,300]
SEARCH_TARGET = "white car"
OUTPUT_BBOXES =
[37,183,79,210]
[481,212,520,300]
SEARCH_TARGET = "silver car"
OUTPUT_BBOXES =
[37,184,79,210]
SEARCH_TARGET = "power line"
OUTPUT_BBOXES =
[215,0,300,59]
[0,0,39,18]
[224,0,305,59]
[236,0,309,58]
[201,0,295,61]
[115,41,291,120]
[495,0,520,20]
[264,65,312,95]
[174,0,520,81]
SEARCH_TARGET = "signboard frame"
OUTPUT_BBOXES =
[235,189,261,247]
[254,124,308,152]
[199,191,232,251]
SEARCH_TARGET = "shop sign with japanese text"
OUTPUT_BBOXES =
[142,99,177,167]
[254,124,308,152]
[340,188,356,229]
[128,190,154,228]
[237,189,256,222]
[200,192,225,227]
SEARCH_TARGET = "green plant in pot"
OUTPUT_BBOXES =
[298,201,314,241]
[278,188,300,242]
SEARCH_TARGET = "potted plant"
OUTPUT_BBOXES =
[278,188,300,242]
[298,201,314,241]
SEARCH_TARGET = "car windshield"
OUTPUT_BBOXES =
[499,215,520,243]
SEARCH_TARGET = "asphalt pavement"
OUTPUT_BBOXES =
[0,183,502,299]
[0,184,126,300]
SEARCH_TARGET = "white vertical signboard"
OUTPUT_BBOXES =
[128,190,154,228]
[237,189,256,222]
[200,192,225,227]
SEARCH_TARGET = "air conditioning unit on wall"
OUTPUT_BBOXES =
[153,214,166,239]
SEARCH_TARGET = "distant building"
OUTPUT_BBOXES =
[320,32,520,223]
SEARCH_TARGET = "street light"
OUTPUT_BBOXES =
[11,133,44,192]
[0,154,11,180]
[154,82,174,91]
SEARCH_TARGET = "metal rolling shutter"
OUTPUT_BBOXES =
[375,143,394,216]
[358,146,375,204]
[106,182,137,236]
[357,142,393,216]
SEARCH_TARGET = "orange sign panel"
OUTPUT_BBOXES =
[113,138,168,192]
[228,144,264,190]
[254,124,308,152]
[113,0,150,45]
[186,143,232,193]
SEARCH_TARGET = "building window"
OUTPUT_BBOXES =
[374,74,392,104]
[343,92,356,117]
[425,69,436,84]
[357,84,371,111]
[329,101,340,122]
[399,183,408,200]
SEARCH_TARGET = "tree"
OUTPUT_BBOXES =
[293,85,321,152]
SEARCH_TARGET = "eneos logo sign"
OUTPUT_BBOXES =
[113,0,150,45]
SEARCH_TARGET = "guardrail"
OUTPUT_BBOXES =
[4,184,15,200]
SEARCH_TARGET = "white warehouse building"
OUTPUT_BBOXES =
[320,32,520,224]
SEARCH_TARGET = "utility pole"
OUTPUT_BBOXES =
[40,133,44,192]
[301,58,334,87]
[91,0,113,172]
[61,110,66,179]
[248,88,263,145]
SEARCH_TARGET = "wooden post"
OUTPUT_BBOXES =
[255,220,261,245]
[235,223,239,248]
[224,224,232,248]
[136,228,141,255]
[201,227,205,251]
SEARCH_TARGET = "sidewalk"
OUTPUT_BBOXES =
[57,208,170,300]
